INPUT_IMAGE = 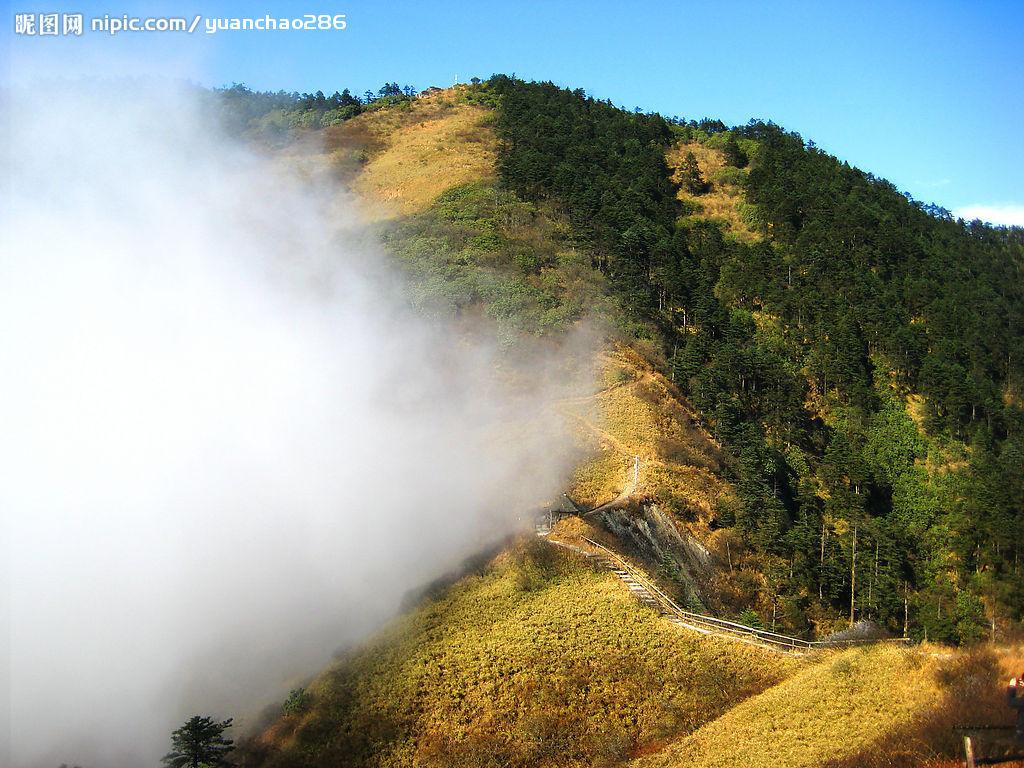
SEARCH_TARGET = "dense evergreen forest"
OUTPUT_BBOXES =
[484,75,1024,643]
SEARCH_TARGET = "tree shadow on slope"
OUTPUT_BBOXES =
[821,645,1021,768]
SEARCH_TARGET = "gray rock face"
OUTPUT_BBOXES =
[820,619,891,643]
[590,502,714,611]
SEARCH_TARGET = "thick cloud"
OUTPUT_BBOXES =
[0,82,589,768]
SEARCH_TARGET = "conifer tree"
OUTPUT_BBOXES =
[723,133,748,167]
[162,716,234,768]
[681,150,707,194]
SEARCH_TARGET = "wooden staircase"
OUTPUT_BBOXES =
[539,524,907,656]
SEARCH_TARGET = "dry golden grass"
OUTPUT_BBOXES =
[569,438,631,509]
[818,643,1024,768]
[629,643,1018,768]
[326,101,738,526]
[244,93,1019,768]
[324,89,496,220]
[564,345,731,523]
[666,141,760,242]
[906,393,930,430]
[243,537,800,768]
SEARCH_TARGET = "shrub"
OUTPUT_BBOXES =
[282,687,311,716]
[738,607,764,628]
[737,201,766,233]
[510,538,560,592]
[677,198,705,216]
[713,166,747,187]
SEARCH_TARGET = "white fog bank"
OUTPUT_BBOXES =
[0,82,591,768]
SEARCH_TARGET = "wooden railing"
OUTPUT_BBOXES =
[576,536,909,654]
[956,726,1024,767]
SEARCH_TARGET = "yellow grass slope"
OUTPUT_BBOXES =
[630,645,934,768]
[630,642,1022,768]
[244,540,799,768]
[322,94,739,535]
[666,141,760,242]
[244,92,1024,768]
[565,344,734,525]
[325,88,497,219]
[319,90,741,538]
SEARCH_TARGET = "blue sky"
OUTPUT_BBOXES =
[5,0,1023,223]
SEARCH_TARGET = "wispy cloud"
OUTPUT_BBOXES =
[953,203,1024,227]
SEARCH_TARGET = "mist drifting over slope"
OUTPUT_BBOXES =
[0,82,589,768]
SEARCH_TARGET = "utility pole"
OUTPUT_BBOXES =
[633,455,639,489]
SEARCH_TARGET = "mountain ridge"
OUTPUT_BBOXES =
[216,77,1024,767]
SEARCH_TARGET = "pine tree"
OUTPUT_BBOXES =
[681,150,707,194]
[162,716,234,768]
[723,134,748,168]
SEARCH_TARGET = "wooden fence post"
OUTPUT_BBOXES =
[963,734,975,768]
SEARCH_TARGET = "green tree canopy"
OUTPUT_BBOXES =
[723,134,748,168]
[484,74,1024,642]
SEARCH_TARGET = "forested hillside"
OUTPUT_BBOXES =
[483,75,1024,643]
[208,75,1024,768]
[215,75,1024,643]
